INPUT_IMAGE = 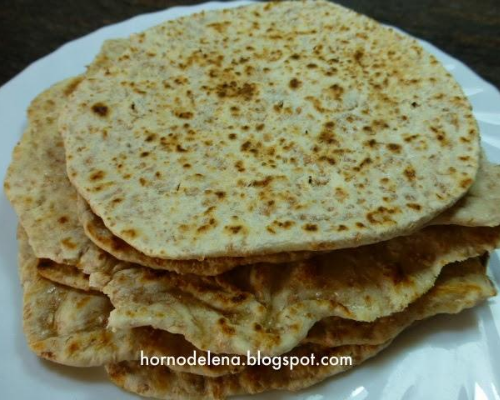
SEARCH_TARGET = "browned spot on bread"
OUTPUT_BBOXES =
[216,81,257,100]
[461,178,473,189]
[386,143,402,153]
[404,166,416,181]
[92,184,104,192]
[197,218,218,233]
[225,225,243,234]
[273,102,284,112]
[217,318,236,335]
[266,226,276,234]
[63,78,83,96]
[91,102,108,117]
[319,156,336,165]
[366,206,399,225]
[61,238,77,249]
[121,229,138,239]
[89,170,105,181]
[335,187,348,202]
[303,223,318,232]
[317,121,338,146]
[174,111,194,119]
[251,176,273,187]
[353,49,364,63]
[329,84,344,100]
[204,206,216,215]
[404,134,419,142]
[207,21,232,33]
[289,78,302,89]
[58,216,68,224]
[40,351,55,360]
[406,203,422,210]
[337,224,348,231]
[273,220,295,229]
[354,157,372,171]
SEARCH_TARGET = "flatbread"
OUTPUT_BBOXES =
[432,159,500,227]
[18,226,239,376]
[19,220,496,362]
[36,259,90,291]
[18,223,497,381]
[77,155,500,275]
[19,226,125,367]
[105,256,495,399]
[5,76,90,265]
[3,69,317,277]
[6,36,492,278]
[304,255,496,346]
[2,71,125,286]
[103,224,500,356]
[61,0,480,260]
[35,252,121,292]
[77,195,315,275]
[87,38,129,74]
[3,39,125,265]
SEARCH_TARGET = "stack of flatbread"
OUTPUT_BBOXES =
[4,1,500,398]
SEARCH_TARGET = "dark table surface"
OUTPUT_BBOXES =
[0,0,499,89]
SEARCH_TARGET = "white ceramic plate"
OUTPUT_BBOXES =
[0,1,499,399]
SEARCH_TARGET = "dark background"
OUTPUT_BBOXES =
[0,0,499,88]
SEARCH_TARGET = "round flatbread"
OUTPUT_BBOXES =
[77,194,316,274]
[4,39,126,267]
[61,0,480,260]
